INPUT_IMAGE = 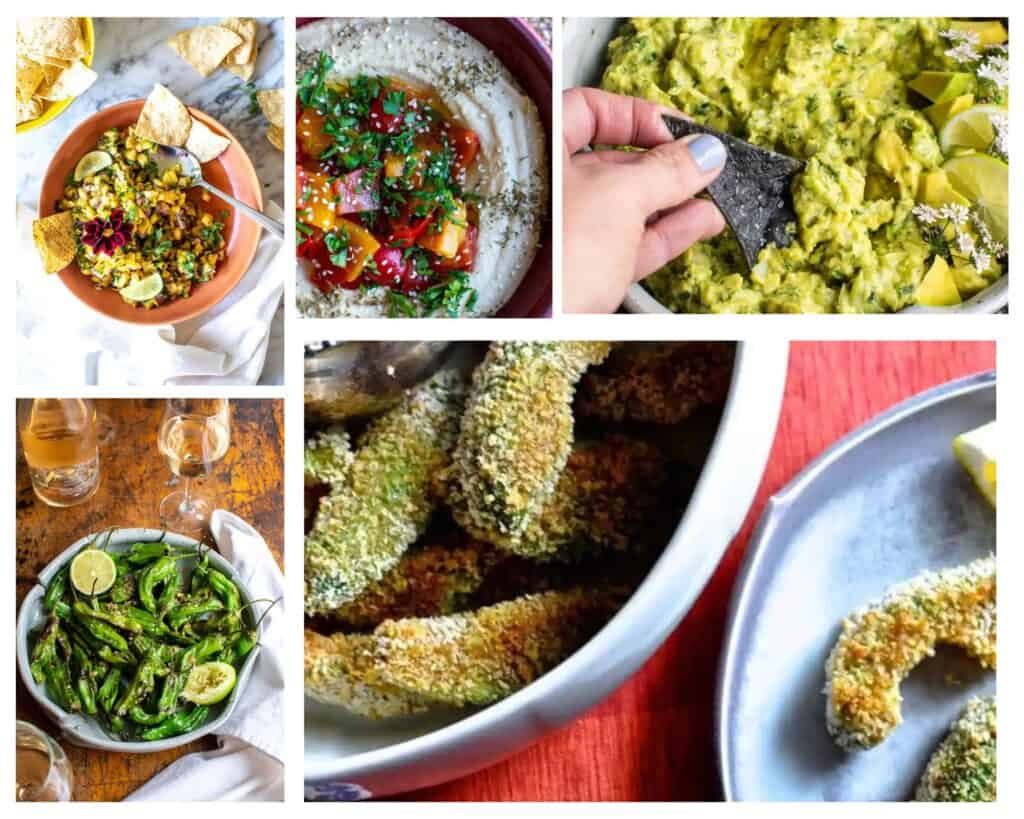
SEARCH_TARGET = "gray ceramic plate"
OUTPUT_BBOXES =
[562,18,1008,315]
[17,528,262,754]
[717,371,996,801]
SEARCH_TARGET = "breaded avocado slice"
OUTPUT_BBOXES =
[305,370,467,615]
[824,556,996,750]
[576,341,734,424]
[325,542,492,631]
[916,696,996,802]
[304,426,354,488]
[450,341,611,546]
[304,630,433,719]
[511,435,672,560]
[371,587,625,707]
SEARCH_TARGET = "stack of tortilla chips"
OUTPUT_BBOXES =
[167,17,260,81]
[16,17,98,125]
[257,89,284,151]
[135,84,232,164]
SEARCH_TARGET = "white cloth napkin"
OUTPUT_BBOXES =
[16,202,284,386]
[126,511,285,802]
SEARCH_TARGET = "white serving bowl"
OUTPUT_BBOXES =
[305,340,789,799]
[562,18,1008,316]
[17,528,262,754]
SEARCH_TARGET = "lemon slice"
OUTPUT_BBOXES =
[183,661,237,705]
[69,549,117,596]
[73,150,113,182]
[119,273,163,302]
[939,104,1006,154]
[942,154,1009,245]
[953,420,997,507]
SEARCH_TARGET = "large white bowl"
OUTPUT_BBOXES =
[17,528,262,754]
[305,340,789,799]
[562,18,1008,315]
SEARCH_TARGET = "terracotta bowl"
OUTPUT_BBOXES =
[37,100,263,325]
[296,17,553,318]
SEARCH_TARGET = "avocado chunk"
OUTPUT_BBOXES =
[925,93,975,130]
[917,256,961,307]
[908,71,974,104]
[918,169,971,208]
[949,20,1008,46]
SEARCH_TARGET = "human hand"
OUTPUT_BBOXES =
[561,88,727,313]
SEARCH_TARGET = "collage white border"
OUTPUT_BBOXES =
[6,0,1016,809]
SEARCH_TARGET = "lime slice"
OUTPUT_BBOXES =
[182,661,237,705]
[119,273,163,302]
[74,150,112,182]
[939,104,1006,154]
[69,549,117,596]
[953,420,997,507]
[942,153,1009,244]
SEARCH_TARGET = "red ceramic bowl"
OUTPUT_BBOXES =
[37,100,263,325]
[296,17,553,318]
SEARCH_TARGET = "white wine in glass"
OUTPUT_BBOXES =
[158,398,230,533]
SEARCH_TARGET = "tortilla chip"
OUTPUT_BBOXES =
[15,56,45,103]
[224,59,256,82]
[266,124,284,151]
[17,17,86,61]
[37,60,96,101]
[220,17,258,66]
[185,117,231,163]
[256,88,284,129]
[32,211,77,273]
[16,97,44,124]
[30,55,72,69]
[167,25,242,78]
[135,84,192,147]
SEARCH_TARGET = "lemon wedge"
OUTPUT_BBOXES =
[953,420,997,507]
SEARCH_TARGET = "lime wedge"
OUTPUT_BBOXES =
[942,153,1009,244]
[183,661,237,705]
[119,273,163,302]
[939,104,1006,154]
[69,549,117,596]
[953,420,997,507]
[74,150,113,182]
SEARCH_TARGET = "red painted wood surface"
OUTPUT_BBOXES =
[405,341,996,802]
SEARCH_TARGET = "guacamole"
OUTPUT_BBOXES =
[602,18,1006,313]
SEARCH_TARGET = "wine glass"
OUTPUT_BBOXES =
[157,398,230,534]
[16,721,73,801]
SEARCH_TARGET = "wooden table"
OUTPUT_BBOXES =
[16,398,284,802]
[406,341,997,801]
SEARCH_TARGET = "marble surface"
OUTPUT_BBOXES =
[16,18,284,384]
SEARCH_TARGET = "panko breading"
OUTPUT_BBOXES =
[511,435,672,560]
[576,342,734,424]
[304,426,353,488]
[449,342,611,546]
[325,542,491,631]
[824,556,996,750]
[915,697,996,802]
[305,370,467,615]
[304,630,432,718]
[371,588,625,707]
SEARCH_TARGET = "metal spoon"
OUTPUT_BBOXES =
[663,115,804,271]
[154,145,284,239]
[304,342,455,422]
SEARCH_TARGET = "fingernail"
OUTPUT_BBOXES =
[688,134,726,173]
